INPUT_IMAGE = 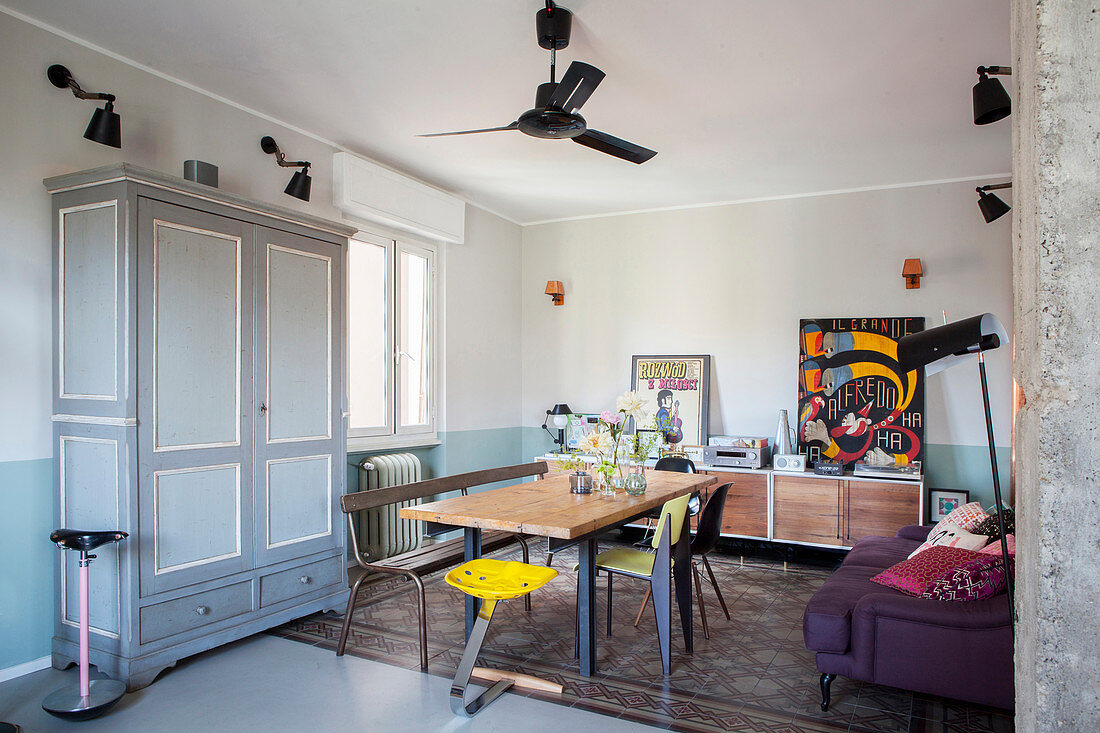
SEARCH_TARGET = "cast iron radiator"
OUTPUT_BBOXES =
[357,453,424,559]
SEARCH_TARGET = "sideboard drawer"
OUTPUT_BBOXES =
[140,581,253,644]
[260,557,342,608]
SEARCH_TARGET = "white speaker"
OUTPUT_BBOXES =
[773,453,807,472]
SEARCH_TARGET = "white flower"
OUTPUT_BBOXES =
[616,390,650,422]
[578,427,615,458]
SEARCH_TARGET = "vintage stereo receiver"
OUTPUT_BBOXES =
[772,453,808,472]
[703,444,769,469]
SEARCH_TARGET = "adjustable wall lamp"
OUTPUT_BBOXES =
[47,64,121,148]
[260,136,312,201]
[976,182,1012,223]
[973,66,1012,125]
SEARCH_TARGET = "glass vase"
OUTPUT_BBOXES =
[625,463,647,496]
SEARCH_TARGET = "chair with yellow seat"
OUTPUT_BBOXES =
[444,558,559,717]
[574,493,692,674]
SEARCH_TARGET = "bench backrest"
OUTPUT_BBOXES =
[339,461,549,515]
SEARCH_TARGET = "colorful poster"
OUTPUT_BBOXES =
[630,355,710,446]
[797,318,925,468]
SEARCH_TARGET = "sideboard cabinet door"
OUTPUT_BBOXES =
[253,226,344,567]
[772,476,843,546]
[137,198,254,595]
[843,480,922,546]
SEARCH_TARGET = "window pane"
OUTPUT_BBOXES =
[399,250,430,427]
[348,239,387,430]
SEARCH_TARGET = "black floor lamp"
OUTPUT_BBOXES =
[897,314,1015,632]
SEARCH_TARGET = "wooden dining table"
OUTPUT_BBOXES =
[400,470,716,676]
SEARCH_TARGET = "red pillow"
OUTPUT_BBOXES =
[871,546,986,596]
[921,554,1011,601]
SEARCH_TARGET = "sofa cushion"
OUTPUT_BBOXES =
[929,501,988,535]
[972,509,1015,543]
[804,564,893,653]
[844,535,922,570]
[907,523,989,559]
[921,554,1010,601]
[979,534,1016,557]
[872,546,985,596]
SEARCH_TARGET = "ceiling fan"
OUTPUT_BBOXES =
[420,1,657,164]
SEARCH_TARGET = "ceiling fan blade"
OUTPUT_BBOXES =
[572,129,657,164]
[547,61,605,113]
[418,122,519,137]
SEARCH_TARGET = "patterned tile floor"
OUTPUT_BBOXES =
[271,543,1013,732]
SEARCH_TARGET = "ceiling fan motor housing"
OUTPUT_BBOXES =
[536,4,572,50]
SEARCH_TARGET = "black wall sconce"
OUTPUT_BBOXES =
[260,136,312,201]
[541,403,573,453]
[976,182,1012,223]
[973,66,1012,125]
[47,64,121,148]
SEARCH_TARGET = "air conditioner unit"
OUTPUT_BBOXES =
[333,151,465,243]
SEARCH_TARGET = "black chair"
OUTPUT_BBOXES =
[635,482,732,638]
[654,455,697,474]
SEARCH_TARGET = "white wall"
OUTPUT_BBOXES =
[521,181,1014,450]
[0,10,523,465]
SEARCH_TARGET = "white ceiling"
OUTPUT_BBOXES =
[8,0,1012,224]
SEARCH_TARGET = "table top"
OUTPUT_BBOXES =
[400,470,716,540]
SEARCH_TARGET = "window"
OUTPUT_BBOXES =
[347,233,437,448]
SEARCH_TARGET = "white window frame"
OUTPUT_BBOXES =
[346,231,439,452]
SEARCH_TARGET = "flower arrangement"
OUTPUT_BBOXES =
[554,450,589,474]
[577,391,650,484]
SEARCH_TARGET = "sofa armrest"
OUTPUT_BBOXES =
[895,524,934,542]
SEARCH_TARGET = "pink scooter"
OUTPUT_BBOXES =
[43,530,128,721]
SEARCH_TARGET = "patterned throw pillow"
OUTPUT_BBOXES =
[871,546,986,596]
[908,523,989,559]
[971,509,1016,543]
[921,554,1011,601]
[979,534,1016,557]
[929,501,988,536]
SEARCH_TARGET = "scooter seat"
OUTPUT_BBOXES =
[50,529,128,552]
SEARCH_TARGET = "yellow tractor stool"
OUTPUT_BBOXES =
[444,558,560,717]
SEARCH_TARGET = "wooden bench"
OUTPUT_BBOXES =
[337,462,548,669]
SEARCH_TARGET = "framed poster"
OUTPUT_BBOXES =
[930,489,970,523]
[630,355,710,447]
[797,318,925,469]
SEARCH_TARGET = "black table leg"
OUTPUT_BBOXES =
[463,527,482,641]
[673,515,694,654]
[577,538,597,676]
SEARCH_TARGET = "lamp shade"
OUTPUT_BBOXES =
[978,189,1011,223]
[547,403,572,430]
[901,259,923,277]
[897,313,1007,375]
[84,102,121,148]
[284,169,312,201]
[973,74,1011,125]
[545,281,564,296]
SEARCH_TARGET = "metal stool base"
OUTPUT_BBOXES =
[450,599,516,717]
[42,679,126,721]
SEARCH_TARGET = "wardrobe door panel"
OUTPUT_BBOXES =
[254,227,343,567]
[153,221,242,450]
[138,198,253,595]
[266,244,331,442]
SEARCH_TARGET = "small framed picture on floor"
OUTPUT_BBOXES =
[930,488,970,522]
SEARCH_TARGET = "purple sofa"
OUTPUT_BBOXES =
[803,525,1013,711]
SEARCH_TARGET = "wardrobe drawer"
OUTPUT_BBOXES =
[140,581,253,644]
[260,557,342,608]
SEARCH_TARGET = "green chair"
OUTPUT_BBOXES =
[575,493,691,674]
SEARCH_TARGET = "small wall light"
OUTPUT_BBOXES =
[902,259,923,289]
[260,136,312,201]
[976,182,1012,223]
[973,65,1012,125]
[47,64,121,148]
[544,280,565,305]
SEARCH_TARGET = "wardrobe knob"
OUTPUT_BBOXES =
[195,605,209,616]
[299,576,311,584]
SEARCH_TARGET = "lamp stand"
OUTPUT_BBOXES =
[978,352,1015,633]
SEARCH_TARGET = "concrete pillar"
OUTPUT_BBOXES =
[1012,1,1100,729]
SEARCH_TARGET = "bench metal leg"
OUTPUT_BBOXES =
[337,571,370,656]
[450,599,512,717]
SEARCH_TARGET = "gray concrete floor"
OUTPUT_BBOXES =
[0,635,655,732]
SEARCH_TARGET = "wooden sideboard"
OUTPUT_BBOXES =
[536,455,924,551]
